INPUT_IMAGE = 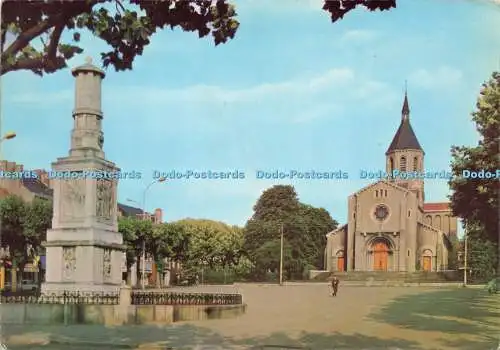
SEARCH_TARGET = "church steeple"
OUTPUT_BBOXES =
[386,89,423,155]
[402,83,410,120]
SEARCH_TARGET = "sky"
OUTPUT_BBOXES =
[2,0,500,232]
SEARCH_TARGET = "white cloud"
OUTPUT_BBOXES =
[6,66,400,125]
[108,68,356,105]
[339,30,379,44]
[409,66,463,90]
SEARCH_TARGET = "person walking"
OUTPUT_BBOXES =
[331,276,339,296]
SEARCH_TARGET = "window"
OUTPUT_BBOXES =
[408,210,411,217]
[413,157,418,171]
[374,205,389,221]
[407,249,410,257]
[384,190,388,197]
[389,157,394,173]
[375,190,379,198]
[400,156,407,172]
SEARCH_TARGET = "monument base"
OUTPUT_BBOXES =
[41,282,121,295]
[43,227,125,295]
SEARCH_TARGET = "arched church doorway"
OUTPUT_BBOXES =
[336,250,344,271]
[373,241,390,271]
[422,249,432,272]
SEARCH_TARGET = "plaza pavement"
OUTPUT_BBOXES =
[2,283,499,350]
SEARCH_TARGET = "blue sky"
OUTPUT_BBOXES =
[2,0,500,231]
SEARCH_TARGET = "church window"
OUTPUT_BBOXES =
[374,204,389,221]
[413,157,418,171]
[389,157,394,172]
[408,210,411,217]
[384,190,388,197]
[407,249,410,257]
[400,156,407,171]
[375,190,379,198]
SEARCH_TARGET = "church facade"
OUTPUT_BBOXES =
[325,93,457,273]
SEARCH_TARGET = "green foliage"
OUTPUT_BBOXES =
[1,0,396,76]
[244,185,338,280]
[322,0,396,23]
[0,196,52,267]
[486,278,499,294]
[447,235,460,270]
[174,218,244,270]
[118,216,153,268]
[467,229,498,282]
[1,0,239,76]
[449,71,500,274]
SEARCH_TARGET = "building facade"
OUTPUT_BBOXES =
[325,93,457,273]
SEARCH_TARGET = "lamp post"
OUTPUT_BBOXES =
[128,177,166,290]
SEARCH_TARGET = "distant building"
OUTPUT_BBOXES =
[325,92,458,273]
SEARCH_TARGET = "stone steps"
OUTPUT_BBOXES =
[313,271,460,282]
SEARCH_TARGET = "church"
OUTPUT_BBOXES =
[325,92,458,273]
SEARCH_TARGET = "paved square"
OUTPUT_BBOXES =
[3,284,499,349]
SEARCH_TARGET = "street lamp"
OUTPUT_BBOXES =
[0,131,16,160]
[1,132,16,141]
[128,177,166,290]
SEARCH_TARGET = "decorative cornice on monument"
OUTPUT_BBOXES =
[71,56,105,78]
[43,240,126,251]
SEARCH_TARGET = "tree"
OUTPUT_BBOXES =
[147,222,189,287]
[1,0,395,76]
[118,216,153,286]
[0,195,26,291]
[172,218,243,283]
[0,195,52,291]
[449,71,500,275]
[244,185,338,281]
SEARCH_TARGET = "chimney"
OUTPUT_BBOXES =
[34,169,50,187]
[154,208,163,224]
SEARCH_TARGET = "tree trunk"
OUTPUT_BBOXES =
[136,255,141,288]
[126,266,133,286]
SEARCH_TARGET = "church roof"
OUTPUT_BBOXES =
[423,202,450,212]
[353,179,410,197]
[386,92,423,155]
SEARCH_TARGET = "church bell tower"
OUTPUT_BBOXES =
[385,89,425,206]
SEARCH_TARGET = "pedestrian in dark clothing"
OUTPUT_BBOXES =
[331,276,339,296]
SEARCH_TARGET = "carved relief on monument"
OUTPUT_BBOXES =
[96,178,113,219]
[63,247,77,280]
[103,248,112,280]
[61,178,86,219]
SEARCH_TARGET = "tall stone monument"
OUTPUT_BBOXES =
[42,58,124,294]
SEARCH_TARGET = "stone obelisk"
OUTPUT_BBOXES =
[42,58,124,294]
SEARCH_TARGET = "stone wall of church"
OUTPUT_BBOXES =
[417,225,446,271]
[423,211,457,236]
[326,227,346,271]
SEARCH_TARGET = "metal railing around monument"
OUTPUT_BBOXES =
[0,291,119,305]
[131,291,243,305]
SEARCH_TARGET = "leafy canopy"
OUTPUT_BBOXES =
[449,71,500,244]
[0,195,52,266]
[244,185,338,277]
[1,0,396,76]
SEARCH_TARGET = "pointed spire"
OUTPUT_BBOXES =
[402,81,410,120]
